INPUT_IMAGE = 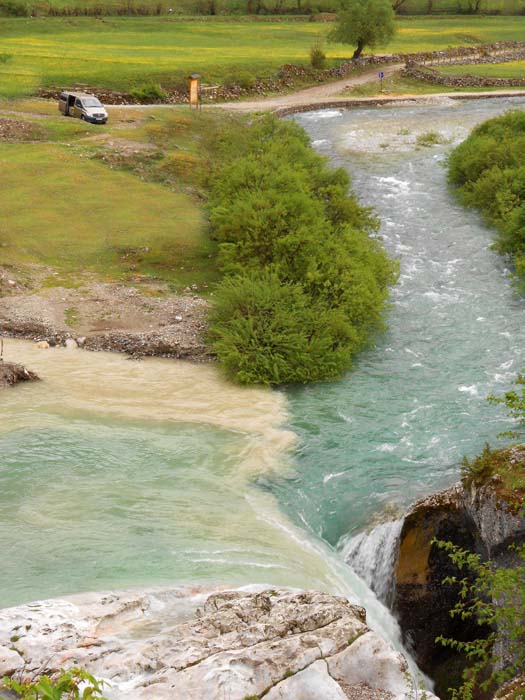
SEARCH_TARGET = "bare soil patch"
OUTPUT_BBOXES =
[0,117,43,141]
[0,269,211,361]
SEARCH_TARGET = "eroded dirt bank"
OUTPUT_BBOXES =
[0,269,211,361]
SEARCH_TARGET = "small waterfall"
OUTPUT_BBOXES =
[342,519,403,608]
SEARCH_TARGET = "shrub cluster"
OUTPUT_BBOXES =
[310,39,326,69]
[129,82,168,103]
[448,110,525,285]
[205,115,397,385]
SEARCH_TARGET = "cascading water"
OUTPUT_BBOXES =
[2,96,525,674]
[342,520,403,607]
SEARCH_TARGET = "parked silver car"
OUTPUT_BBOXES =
[59,91,108,124]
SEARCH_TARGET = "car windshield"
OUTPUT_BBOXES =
[82,98,102,108]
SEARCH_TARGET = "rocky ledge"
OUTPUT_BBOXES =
[0,361,39,388]
[0,587,436,700]
[392,459,525,695]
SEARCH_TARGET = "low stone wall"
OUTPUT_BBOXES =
[38,40,525,105]
[403,63,525,88]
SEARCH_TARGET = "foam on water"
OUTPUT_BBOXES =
[275,96,525,546]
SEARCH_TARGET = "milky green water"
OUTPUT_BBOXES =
[276,96,525,551]
[1,96,525,647]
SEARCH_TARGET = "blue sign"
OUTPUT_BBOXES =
[379,71,385,79]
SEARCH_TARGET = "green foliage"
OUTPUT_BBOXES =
[488,371,525,439]
[0,0,29,16]
[328,0,396,59]
[208,270,359,384]
[434,539,525,700]
[206,114,397,385]
[310,39,326,69]
[129,82,168,103]
[1,668,106,700]
[416,130,444,147]
[447,110,525,286]
[222,70,256,90]
[461,442,496,486]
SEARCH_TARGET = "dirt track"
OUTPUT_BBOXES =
[114,64,525,114]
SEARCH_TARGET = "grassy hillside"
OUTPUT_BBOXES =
[0,16,524,98]
[0,105,220,289]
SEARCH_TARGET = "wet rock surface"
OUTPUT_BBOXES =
[392,474,525,695]
[0,587,436,700]
[0,361,39,388]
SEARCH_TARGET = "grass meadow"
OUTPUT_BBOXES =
[1,16,525,98]
[438,60,525,77]
[0,107,223,288]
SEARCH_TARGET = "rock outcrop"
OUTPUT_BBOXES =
[0,586,437,700]
[392,459,525,695]
[0,361,39,388]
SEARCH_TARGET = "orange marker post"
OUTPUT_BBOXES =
[189,73,201,110]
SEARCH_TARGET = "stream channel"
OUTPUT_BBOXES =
[2,95,525,653]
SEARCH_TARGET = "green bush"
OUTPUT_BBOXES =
[208,270,356,384]
[205,114,397,385]
[2,667,106,699]
[434,539,525,700]
[460,442,496,486]
[129,82,168,103]
[310,40,326,69]
[416,130,444,147]
[448,110,525,285]
[0,0,28,15]
[222,70,256,90]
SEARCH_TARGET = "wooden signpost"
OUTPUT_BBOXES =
[189,73,200,110]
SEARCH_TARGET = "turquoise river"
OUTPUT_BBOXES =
[2,95,525,648]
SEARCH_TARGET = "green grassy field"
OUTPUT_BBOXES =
[0,106,223,288]
[438,60,525,77]
[343,71,525,96]
[1,16,525,98]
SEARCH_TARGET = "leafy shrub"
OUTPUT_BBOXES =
[129,82,168,103]
[434,539,525,700]
[208,270,355,384]
[448,110,525,285]
[0,0,28,15]
[222,70,256,90]
[416,130,444,147]
[205,114,397,385]
[488,371,525,439]
[310,40,326,69]
[461,442,496,486]
[2,667,106,699]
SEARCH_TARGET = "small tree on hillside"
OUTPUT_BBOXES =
[329,0,396,60]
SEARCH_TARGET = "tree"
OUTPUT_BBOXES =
[328,0,396,60]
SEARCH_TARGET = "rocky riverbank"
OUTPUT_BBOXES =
[391,448,525,695]
[0,271,211,361]
[0,587,437,700]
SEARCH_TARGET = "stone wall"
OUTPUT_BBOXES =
[403,63,525,88]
